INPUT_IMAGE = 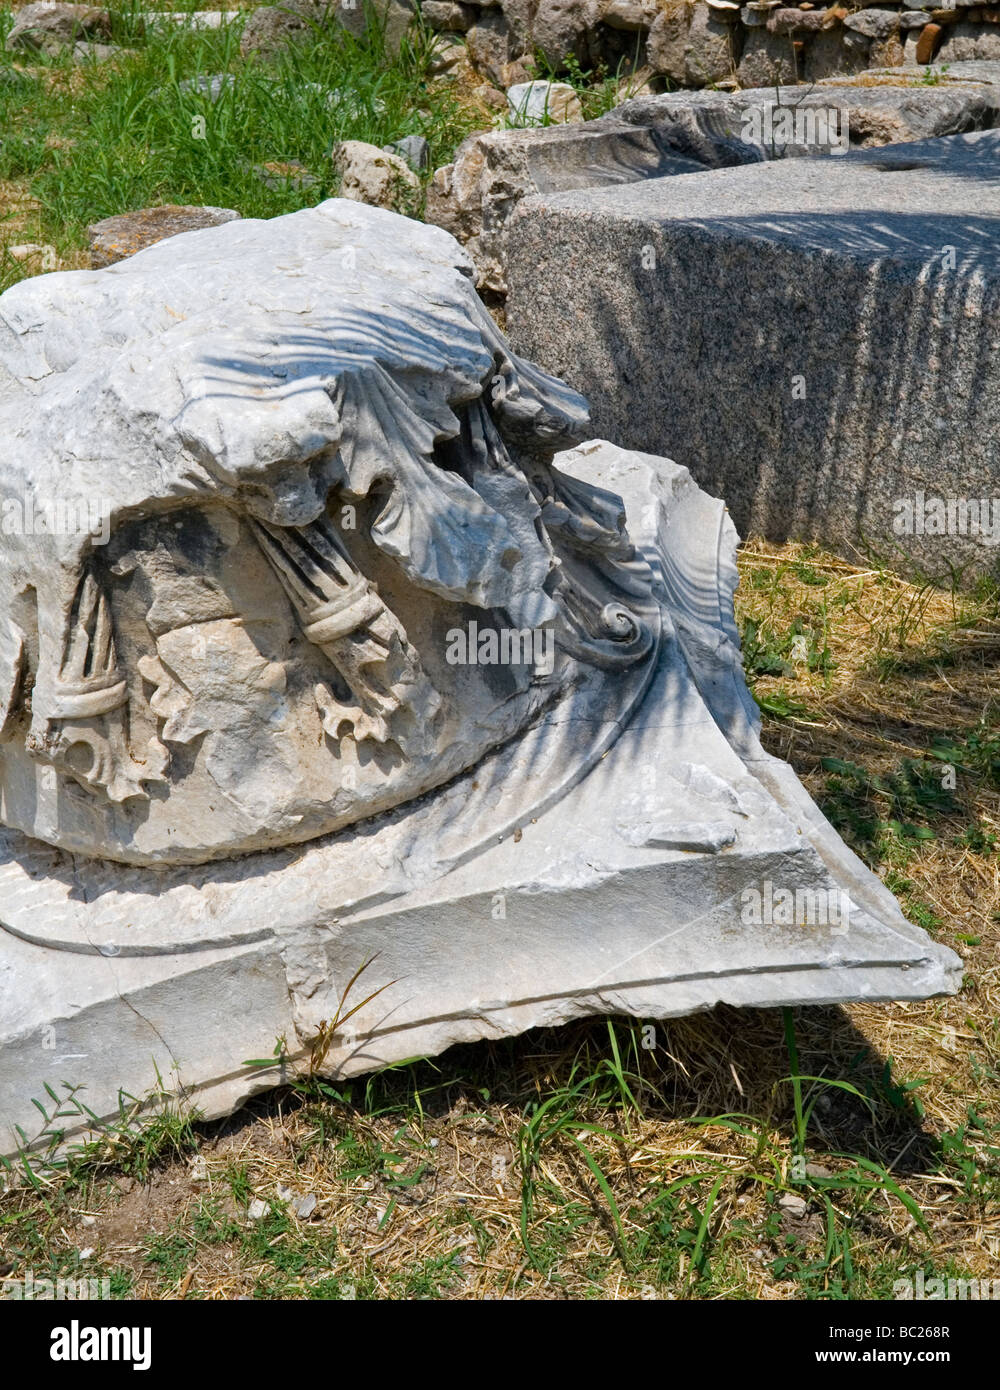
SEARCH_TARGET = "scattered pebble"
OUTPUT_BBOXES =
[777,1192,809,1217]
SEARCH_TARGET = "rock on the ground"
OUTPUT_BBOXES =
[7,242,58,270]
[506,79,583,124]
[332,139,422,212]
[6,1,110,50]
[70,39,124,60]
[427,33,468,73]
[239,0,330,58]
[175,72,235,100]
[426,120,703,292]
[140,9,237,28]
[87,204,241,268]
[505,128,1000,575]
[251,159,320,190]
[240,0,415,57]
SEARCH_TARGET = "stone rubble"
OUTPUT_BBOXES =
[409,0,1000,88]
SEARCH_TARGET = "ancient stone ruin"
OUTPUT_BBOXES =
[0,202,960,1152]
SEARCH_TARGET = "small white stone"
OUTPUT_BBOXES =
[778,1193,809,1217]
[506,80,583,127]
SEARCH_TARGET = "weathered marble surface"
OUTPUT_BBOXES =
[0,202,960,1155]
[0,201,654,865]
[0,436,962,1154]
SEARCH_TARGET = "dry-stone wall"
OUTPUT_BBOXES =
[414,0,1000,86]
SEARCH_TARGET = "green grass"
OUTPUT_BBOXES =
[0,2,479,288]
[2,1007,999,1300]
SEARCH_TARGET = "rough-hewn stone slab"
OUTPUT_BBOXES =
[611,66,1000,160]
[429,67,1000,291]
[427,121,705,293]
[87,204,241,267]
[506,129,1000,572]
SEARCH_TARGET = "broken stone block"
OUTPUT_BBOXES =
[5,0,110,50]
[505,128,1000,574]
[87,204,241,268]
[0,199,960,1156]
[426,121,704,292]
[506,78,584,124]
[332,139,422,212]
[384,133,431,170]
[429,73,1000,290]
